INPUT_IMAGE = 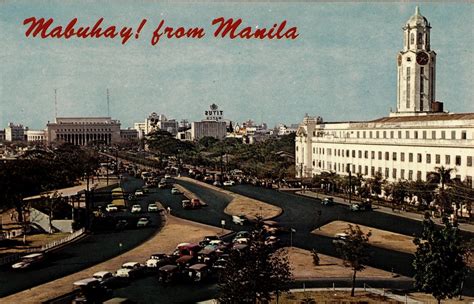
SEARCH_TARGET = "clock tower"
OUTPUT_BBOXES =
[396,6,436,114]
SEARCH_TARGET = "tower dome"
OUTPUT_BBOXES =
[406,6,429,27]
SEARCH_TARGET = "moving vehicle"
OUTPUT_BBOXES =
[321,197,334,206]
[171,188,181,195]
[158,182,167,189]
[136,217,150,228]
[11,252,45,269]
[105,204,118,212]
[147,203,159,212]
[213,181,222,187]
[131,204,142,213]
[182,199,201,209]
[232,214,247,225]
[223,180,235,186]
[134,189,144,197]
[115,262,144,278]
[332,232,349,245]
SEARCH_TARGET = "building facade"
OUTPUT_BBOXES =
[46,117,121,145]
[295,8,474,188]
[5,123,26,141]
[26,130,47,143]
[191,121,227,141]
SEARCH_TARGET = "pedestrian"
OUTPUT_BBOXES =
[167,206,171,214]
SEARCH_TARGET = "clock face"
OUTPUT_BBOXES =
[397,54,402,66]
[416,52,429,65]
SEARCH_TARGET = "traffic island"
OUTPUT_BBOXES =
[312,220,416,254]
[177,177,282,220]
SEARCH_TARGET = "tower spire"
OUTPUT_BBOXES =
[415,6,420,16]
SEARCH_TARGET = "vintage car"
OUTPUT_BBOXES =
[12,252,45,270]
[187,263,212,282]
[146,254,175,269]
[115,262,145,278]
[157,264,181,283]
[73,278,107,304]
[92,271,121,288]
[197,248,218,265]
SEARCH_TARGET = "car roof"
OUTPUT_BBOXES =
[22,253,44,258]
[189,263,208,270]
[122,262,139,267]
[93,271,112,277]
[74,278,99,286]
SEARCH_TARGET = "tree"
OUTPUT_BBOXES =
[333,224,372,297]
[218,227,293,303]
[412,214,468,303]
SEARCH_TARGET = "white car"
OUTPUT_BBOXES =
[115,262,144,278]
[11,253,45,269]
[148,203,159,212]
[223,180,235,186]
[131,204,142,213]
[137,217,150,227]
[135,189,144,196]
[105,204,118,212]
[232,215,247,225]
[92,271,120,287]
[164,174,172,179]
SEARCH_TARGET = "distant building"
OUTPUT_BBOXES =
[278,124,299,136]
[46,117,121,145]
[191,121,227,141]
[134,112,178,139]
[120,128,139,141]
[26,130,46,143]
[5,123,26,141]
[0,130,5,142]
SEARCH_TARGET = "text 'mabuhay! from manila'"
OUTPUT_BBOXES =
[22,17,299,45]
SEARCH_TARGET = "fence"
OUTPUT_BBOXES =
[0,228,85,266]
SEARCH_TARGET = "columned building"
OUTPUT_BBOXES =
[295,7,474,188]
[46,117,121,145]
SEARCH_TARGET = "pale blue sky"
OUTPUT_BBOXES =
[0,1,473,129]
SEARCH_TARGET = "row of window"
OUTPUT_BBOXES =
[313,160,473,187]
[57,128,112,132]
[314,129,469,140]
[313,147,472,167]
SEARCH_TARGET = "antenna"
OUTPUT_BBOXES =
[107,88,110,117]
[54,89,58,120]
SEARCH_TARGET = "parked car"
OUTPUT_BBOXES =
[264,236,280,247]
[321,197,334,206]
[146,253,174,269]
[199,235,220,247]
[157,265,180,283]
[131,204,142,213]
[11,252,45,269]
[158,182,167,189]
[135,189,144,197]
[223,180,235,186]
[147,203,159,212]
[115,219,128,231]
[136,217,150,228]
[73,278,107,303]
[105,204,118,212]
[213,181,222,187]
[92,271,120,288]
[171,188,181,195]
[115,262,145,278]
[187,263,212,282]
[350,199,372,211]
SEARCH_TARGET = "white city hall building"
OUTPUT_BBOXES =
[295,8,474,188]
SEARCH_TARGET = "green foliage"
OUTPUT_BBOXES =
[333,224,372,297]
[218,228,293,303]
[413,215,468,302]
[0,144,99,220]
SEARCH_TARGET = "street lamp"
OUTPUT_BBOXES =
[290,228,296,247]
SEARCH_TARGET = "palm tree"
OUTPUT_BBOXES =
[430,166,454,190]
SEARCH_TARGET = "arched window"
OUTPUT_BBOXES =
[417,32,423,45]
[410,33,414,45]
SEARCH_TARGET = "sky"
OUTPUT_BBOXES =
[0,1,473,130]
